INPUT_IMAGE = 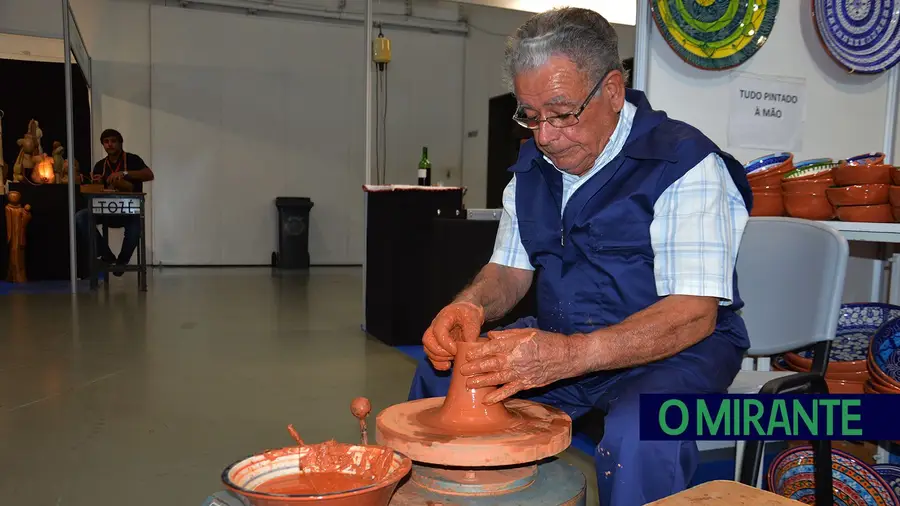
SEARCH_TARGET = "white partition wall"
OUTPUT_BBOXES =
[149,5,465,265]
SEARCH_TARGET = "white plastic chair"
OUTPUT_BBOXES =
[715,218,847,498]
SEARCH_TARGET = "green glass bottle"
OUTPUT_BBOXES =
[417,146,431,186]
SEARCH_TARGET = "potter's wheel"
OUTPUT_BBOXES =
[375,397,571,466]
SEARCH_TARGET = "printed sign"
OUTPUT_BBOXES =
[90,196,142,215]
[727,73,807,152]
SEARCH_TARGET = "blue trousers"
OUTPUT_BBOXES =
[75,208,141,265]
[408,317,743,506]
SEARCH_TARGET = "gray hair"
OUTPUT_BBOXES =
[503,8,624,92]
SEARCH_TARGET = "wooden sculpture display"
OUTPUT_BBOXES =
[12,120,42,183]
[52,141,68,183]
[5,191,32,283]
[0,109,7,187]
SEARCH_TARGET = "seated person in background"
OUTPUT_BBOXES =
[75,129,154,276]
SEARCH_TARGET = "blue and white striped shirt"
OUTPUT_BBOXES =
[489,99,749,304]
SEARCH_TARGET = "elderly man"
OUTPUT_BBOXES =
[408,7,753,506]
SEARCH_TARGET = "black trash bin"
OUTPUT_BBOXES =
[274,197,314,269]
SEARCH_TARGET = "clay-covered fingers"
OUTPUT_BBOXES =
[485,328,537,341]
[465,369,517,389]
[422,327,453,371]
[431,303,484,357]
[482,381,524,405]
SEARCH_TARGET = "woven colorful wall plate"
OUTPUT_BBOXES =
[811,0,900,74]
[651,0,781,70]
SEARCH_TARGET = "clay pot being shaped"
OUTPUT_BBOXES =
[750,191,784,217]
[432,339,516,432]
[783,192,835,220]
[825,184,890,207]
[832,163,893,186]
[835,204,894,223]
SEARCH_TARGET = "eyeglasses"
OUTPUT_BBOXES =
[512,78,604,130]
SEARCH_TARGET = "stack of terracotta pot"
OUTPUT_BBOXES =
[773,352,867,394]
[826,155,894,222]
[745,153,794,216]
[781,158,839,220]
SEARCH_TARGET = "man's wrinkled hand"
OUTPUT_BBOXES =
[422,302,485,371]
[458,328,587,404]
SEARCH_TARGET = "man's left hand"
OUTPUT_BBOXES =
[107,172,125,182]
[458,328,588,404]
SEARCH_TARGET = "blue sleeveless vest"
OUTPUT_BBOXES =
[511,90,753,350]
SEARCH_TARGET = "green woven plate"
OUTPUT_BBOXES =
[650,0,780,70]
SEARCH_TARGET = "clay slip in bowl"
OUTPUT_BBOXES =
[222,444,411,506]
[826,184,890,207]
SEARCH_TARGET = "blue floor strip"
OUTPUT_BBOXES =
[392,344,778,489]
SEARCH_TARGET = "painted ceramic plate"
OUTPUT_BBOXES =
[796,303,900,361]
[874,465,900,500]
[870,316,900,383]
[744,152,792,174]
[811,0,900,74]
[768,446,900,505]
[783,160,839,180]
[847,152,886,165]
[651,0,781,70]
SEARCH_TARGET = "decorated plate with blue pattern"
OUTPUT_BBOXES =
[768,446,900,505]
[651,0,781,70]
[812,0,900,74]
[874,465,900,500]
[870,316,900,383]
[796,303,900,361]
[744,152,793,174]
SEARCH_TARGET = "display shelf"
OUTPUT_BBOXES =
[816,221,900,243]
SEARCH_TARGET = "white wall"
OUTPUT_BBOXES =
[148,5,465,265]
[646,0,894,303]
[0,0,63,39]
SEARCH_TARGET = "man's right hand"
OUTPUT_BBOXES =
[422,301,485,371]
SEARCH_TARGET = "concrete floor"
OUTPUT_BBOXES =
[0,267,597,505]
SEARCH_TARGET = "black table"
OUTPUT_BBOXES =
[84,192,148,291]
[363,186,536,346]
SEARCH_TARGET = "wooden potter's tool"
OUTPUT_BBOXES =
[351,397,371,445]
[373,339,586,505]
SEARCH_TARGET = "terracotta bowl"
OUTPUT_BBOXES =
[893,167,900,186]
[750,183,782,193]
[750,191,784,217]
[745,152,793,175]
[783,192,835,220]
[782,160,836,182]
[894,207,900,222]
[836,204,894,223]
[782,179,833,194]
[890,186,900,207]
[222,444,412,506]
[846,152,886,166]
[868,378,900,394]
[784,352,868,374]
[827,378,865,393]
[833,163,893,186]
[826,184,890,206]
[747,153,794,187]
[767,446,900,505]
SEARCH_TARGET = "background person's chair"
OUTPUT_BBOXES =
[728,218,846,505]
